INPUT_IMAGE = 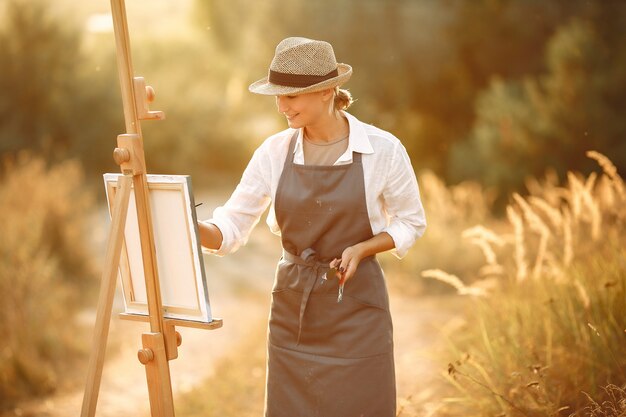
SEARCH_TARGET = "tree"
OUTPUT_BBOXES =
[450,16,626,200]
[0,0,122,178]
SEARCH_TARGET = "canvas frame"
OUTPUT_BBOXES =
[103,173,211,323]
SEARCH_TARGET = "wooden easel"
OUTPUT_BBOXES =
[80,1,222,416]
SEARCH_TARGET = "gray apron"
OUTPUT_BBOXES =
[265,132,395,417]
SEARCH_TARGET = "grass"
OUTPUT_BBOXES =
[581,384,626,417]
[422,151,626,416]
[3,147,622,417]
[0,154,96,408]
[383,170,498,296]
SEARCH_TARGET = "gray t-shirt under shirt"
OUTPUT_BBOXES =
[303,136,349,166]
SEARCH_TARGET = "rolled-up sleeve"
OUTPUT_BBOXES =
[201,147,272,256]
[381,142,426,258]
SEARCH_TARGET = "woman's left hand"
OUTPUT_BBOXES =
[330,245,363,283]
[328,232,396,284]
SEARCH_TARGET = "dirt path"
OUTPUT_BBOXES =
[392,294,464,417]
[5,191,465,417]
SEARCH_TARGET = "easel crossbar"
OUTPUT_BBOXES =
[119,313,224,330]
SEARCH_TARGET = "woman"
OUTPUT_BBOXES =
[198,37,426,417]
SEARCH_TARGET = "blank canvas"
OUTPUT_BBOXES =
[103,174,212,323]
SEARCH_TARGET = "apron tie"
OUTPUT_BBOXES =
[282,249,332,345]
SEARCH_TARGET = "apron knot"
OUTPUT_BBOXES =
[284,249,331,345]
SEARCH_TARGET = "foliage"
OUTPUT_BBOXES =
[194,0,626,189]
[429,152,626,416]
[580,385,626,417]
[132,33,282,183]
[0,155,96,408]
[0,0,79,156]
[3,0,626,193]
[452,17,626,200]
[0,0,122,179]
[431,0,589,175]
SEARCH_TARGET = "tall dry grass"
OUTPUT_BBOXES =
[383,170,498,295]
[0,154,96,408]
[423,151,626,416]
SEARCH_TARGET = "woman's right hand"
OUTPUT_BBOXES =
[198,222,223,250]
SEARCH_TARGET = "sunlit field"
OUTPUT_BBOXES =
[425,152,626,416]
[1,0,625,416]
[1,152,623,416]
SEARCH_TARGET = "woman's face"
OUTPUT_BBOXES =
[275,91,331,129]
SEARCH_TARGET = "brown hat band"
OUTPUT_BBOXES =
[269,68,339,88]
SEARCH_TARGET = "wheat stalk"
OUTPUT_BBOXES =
[462,225,506,247]
[468,237,498,265]
[421,269,465,291]
[562,207,574,267]
[513,194,551,237]
[462,225,506,267]
[544,251,566,282]
[574,279,591,310]
[584,173,602,240]
[566,172,584,223]
[507,205,528,282]
[587,150,626,201]
[529,196,563,230]
[421,269,488,296]
[513,193,551,280]
[597,174,616,210]
[568,172,602,241]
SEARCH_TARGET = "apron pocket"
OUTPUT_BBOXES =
[302,293,393,358]
[266,343,396,417]
[269,288,393,359]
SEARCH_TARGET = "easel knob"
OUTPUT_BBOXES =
[113,147,130,165]
[134,77,165,120]
[115,134,144,175]
[145,85,156,103]
[137,348,154,364]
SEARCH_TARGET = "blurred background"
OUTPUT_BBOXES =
[1,0,624,416]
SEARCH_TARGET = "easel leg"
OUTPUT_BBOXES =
[81,175,133,417]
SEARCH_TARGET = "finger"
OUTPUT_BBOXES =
[335,269,343,280]
[338,265,351,283]
[338,261,348,276]
[342,264,357,283]
[338,254,349,272]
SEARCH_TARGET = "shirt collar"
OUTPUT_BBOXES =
[292,111,374,164]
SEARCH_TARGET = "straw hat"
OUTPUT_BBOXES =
[249,37,352,96]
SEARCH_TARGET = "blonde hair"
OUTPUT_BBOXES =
[333,87,353,112]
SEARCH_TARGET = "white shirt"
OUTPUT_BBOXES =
[203,111,426,258]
